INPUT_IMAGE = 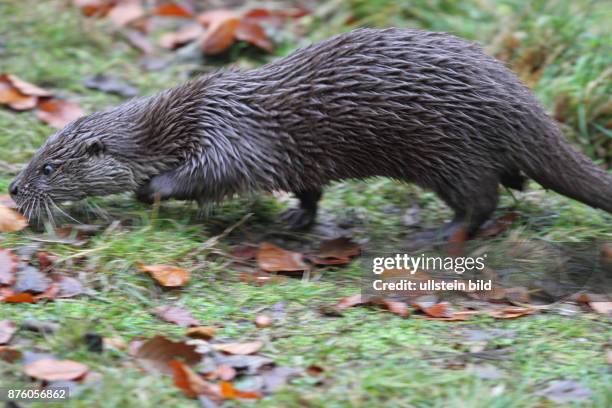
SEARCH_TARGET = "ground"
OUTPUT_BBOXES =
[0,1,610,407]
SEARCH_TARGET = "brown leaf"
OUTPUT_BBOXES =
[220,381,261,399]
[235,21,273,52]
[36,251,57,270]
[417,301,453,318]
[589,302,612,315]
[488,306,534,319]
[186,326,217,340]
[213,364,237,381]
[335,293,364,310]
[56,276,86,298]
[380,299,409,317]
[477,212,520,238]
[137,262,190,287]
[309,237,361,265]
[2,292,37,303]
[256,242,306,273]
[107,0,144,28]
[1,74,51,97]
[0,204,28,232]
[0,79,38,110]
[306,364,324,376]
[0,195,18,209]
[36,99,85,129]
[154,305,201,327]
[0,248,19,285]
[73,0,115,17]
[0,346,22,363]
[124,29,153,54]
[14,265,51,294]
[23,359,88,381]
[153,3,193,17]
[254,314,272,328]
[159,24,204,49]
[169,360,222,400]
[213,341,264,355]
[229,244,258,260]
[201,16,241,55]
[197,10,237,27]
[135,335,201,375]
[0,320,17,344]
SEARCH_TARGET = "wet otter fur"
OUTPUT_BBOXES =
[9,28,612,235]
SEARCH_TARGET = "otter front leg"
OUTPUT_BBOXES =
[136,168,198,204]
[279,188,322,230]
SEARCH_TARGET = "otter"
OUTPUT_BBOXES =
[9,28,612,236]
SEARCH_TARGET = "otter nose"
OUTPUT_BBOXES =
[9,180,18,197]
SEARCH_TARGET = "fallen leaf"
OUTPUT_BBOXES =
[589,301,612,315]
[259,366,302,393]
[308,237,361,265]
[477,212,519,238]
[235,21,273,52]
[137,262,190,287]
[135,335,201,375]
[73,0,115,17]
[37,99,85,129]
[379,299,409,317]
[335,293,364,310]
[213,341,264,355]
[153,3,193,17]
[488,306,534,319]
[220,381,261,399]
[257,242,307,273]
[159,24,204,49]
[254,314,272,328]
[0,195,18,209]
[56,276,86,298]
[0,346,22,363]
[0,79,38,110]
[186,326,217,340]
[154,305,201,327]
[414,301,453,318]
[124,29,153,54]
[201,16,241,55]
[107,0,144,28]
[0,204,28,232]
[214,354,274,375]
[2,292,36,303]
[23,359,88,381]
[0,248,19,285]
[36,251,57,270]
[213,364,237,381]
[83,74,138,97]
[306,365,324,376]
[169,360,222,400]
[229,244,258,260]
[14,265,51,294]
[0,320,16,344]
[535,380,592,404]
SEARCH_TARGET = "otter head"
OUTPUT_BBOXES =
[9,108,141,221]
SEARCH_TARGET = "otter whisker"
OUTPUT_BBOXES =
[50,199,80,225]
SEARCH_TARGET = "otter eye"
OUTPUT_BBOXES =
[42,164,55,176]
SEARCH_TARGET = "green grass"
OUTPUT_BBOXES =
[0,1,611,407]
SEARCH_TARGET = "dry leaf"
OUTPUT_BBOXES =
[0,346,22,363]
[0,204,27,232]
[235,21,273,52]
[14,265,51,294]
[335,293,364,310]
[73,0,115,17]
[201,16,241,55]
[153,3,193,17]
[380,299,409,317]
[154,305,201,327]
[220,381,261,399]
[488,306,534,319]
[23,359,88,381]
[254,314,272,328]
[2,292,37,303]
[308,237,361,265]
[589,302,612,315]
[135,335,201,375]
[159,24,204,49]
[477,212,519,238]
[137,262,190,287]
[213,341,264,355]
[37,99,85,129]
[212,364,237,381]
[107,0,144,28]
[169,360,222,400]
[56,276,86,298]
[186,326,217,340]
[0,248,19,285]
[256,242,306,273]
[124,29,153,54]
[0,320,16,344]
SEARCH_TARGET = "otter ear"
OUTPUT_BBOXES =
[86,139,106,156]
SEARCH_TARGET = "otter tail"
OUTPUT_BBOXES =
[516,127,612,214]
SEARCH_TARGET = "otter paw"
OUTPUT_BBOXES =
[279,207,317,230]
[135,175,174,204]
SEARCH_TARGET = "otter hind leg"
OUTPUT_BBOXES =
[434,176,500,239]
[279,187,322,230]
